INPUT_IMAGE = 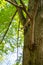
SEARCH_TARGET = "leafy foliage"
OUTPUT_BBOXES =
[0,0,24,54]
[0,0,25,65]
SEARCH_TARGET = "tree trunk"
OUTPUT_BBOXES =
[22,0,43,65]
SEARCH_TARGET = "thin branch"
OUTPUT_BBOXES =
[20,0,26,9]
[5,0,32,21]
[14,0,26,25]
[0,10,17,44]
[5,0,23,9]
[14,0,38,35]
[23,8,32,20]
[20,0,32,20]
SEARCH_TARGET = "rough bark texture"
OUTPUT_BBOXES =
[22,0,43,65]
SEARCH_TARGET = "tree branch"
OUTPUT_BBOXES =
[20,0,32,20]
[5,0,32,21]
[0,10,17,44]
[5,0,23,9]
[14,0,26,25]
[20,0,26,9]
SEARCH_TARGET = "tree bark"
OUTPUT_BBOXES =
[22,0,43,65]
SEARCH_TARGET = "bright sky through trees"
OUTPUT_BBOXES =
[0,0,24,65]
[0,48,22,65]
